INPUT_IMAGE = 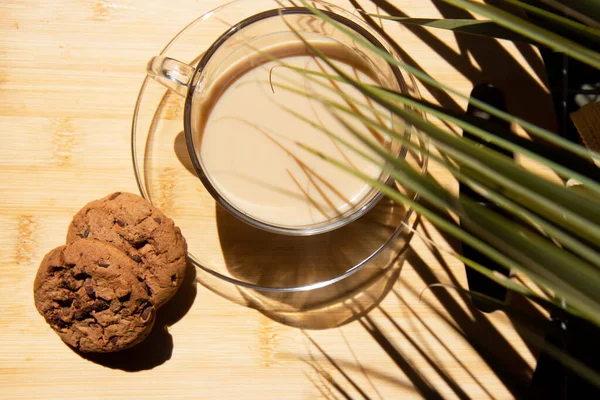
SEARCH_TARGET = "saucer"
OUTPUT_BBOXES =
[131,4,426,310]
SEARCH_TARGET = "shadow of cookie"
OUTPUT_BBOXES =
[156,262,197,327]
[76,323,173,372]
[75,262,197,371]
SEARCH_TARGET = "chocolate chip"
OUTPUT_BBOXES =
[118,292,130,302]
[116,219,126,228]
[73,272,90,280]
[109,192,121,200]
[130,254,142,263]
[129,240,148,250]
[140,305,154,322]
[61,307,71,317]
[82,304,94,314]
[171,274,177,286]
[49,265,66,273]
[85,285,96,299]
[79,227,90,239]
[153,217,162,224]
[98,260,110,268]
[56,298,73,307]
[109,336,119,345]
[93,299,109,311]
[73,310,87,320]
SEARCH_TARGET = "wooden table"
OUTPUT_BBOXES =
[1,1,556,398]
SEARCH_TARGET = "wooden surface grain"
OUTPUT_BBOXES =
[0,1,556,399]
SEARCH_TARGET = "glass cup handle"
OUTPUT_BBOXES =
[146,56,195,97]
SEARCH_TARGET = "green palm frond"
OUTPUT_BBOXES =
[503,0,600,42]
[442,0,600,68]
[542,0,600,27]
[267,0,600,386]
[364,15,536,43]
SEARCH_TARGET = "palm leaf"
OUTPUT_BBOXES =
[503,0,600,42]
[308,93,600,266]
[442,0,600,69]
[365,15,536,43]
[539,0,600,27]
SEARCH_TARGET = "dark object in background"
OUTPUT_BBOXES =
[514,2,600,398]
[459,84,511,312]
[529,51,600,400]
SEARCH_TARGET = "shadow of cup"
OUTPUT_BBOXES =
[216,197,415,329]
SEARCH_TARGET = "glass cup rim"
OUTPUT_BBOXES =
[183,4,407,236]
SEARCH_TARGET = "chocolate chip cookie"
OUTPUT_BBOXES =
[66,192,187,308]
[34,239,156,353]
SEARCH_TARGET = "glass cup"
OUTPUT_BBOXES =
[147,0,410,236]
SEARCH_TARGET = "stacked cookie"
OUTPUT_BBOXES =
[34,192,187,353]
